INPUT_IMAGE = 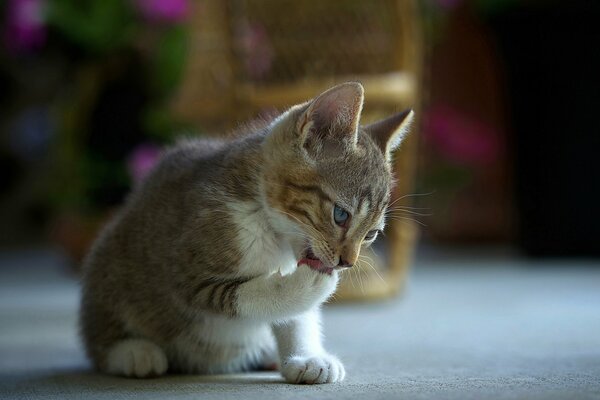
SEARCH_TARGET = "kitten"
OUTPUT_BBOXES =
[79,82,413,384]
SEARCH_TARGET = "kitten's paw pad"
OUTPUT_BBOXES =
[281,354,345,384]
[105,339,168,378]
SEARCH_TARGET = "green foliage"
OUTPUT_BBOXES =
[47,0,135,54]
[151,25,189,97]
[8,0,193,213]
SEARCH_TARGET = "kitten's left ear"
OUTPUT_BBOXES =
[364,109,415,161]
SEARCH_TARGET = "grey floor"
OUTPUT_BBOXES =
[1,247,599,400]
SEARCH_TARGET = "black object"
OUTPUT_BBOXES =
[489,1,600,256]
[86,52,149,207]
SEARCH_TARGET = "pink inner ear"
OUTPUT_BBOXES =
[314,91,347,127]
[364,109,414,159]
[306,83,364,136]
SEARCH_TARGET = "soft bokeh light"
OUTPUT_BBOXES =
[0,1,599,397]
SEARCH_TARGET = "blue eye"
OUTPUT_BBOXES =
[333,205,350,226]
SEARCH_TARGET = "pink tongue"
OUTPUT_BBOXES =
[298,258,323,269]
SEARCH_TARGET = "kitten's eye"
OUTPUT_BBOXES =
[333,205,350,226]
[364,230,379,241]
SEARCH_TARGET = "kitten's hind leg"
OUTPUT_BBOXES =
[255,345,279,371]
[105,339,168,378]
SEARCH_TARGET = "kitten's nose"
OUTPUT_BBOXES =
[337,258,353,268]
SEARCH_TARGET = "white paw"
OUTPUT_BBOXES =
[281,354,346,384]
[105,339,168,378]
[291,265,338,301]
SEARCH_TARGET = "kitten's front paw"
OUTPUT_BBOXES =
[281,354,346,384]
[292,264,338,302]
[105,339,168,378]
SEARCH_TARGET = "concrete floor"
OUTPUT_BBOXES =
[1,248,599,399]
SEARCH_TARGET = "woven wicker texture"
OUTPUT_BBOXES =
[170,0,423,301]
[229,0,401,84]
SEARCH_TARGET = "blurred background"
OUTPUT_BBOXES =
[1,1,600,398]
[1,0,599,267]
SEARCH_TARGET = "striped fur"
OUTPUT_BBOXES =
[80,82,413,383]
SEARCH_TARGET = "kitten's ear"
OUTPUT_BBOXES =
[364,109,414,161]
[297,82,364,149]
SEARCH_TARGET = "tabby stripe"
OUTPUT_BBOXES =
[189,279,216,305]
[187,277,249,317]
[227,281,239,316]
[208,282,223,310]
[378,194,391,215]
[288,205,318,230]
[225,278,250,317]
[285,180,332,203]
[219,281,239,313]
[290,198,315,208]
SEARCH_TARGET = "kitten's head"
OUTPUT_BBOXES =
[263,82,413,273]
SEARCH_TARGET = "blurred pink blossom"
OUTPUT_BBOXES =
[127,143,162,184]
[3,0,47,53]
[132,0,190,23]
[423,105,500,166]
[237,21,274,80]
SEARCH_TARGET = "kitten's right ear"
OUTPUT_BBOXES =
[364,109,414,161]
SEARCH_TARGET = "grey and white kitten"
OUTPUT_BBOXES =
[80,82,413,384]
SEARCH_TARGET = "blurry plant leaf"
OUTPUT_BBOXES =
[151,25,188,96]
[142,103,195,142]
[47,0,135,54]
[49,63,103,212]
[81,151,130,207]
[142,104,175,140]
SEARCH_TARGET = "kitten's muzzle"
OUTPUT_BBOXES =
[298,246,336,275]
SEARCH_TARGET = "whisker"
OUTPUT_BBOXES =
[275,209,327,242]
[357,252,376,264]
[347,266,356,290]
[387,191,435,209]
[357,257,386,284]
[386,216,427,227]
[386,209,432,217]
[357,261,371,287]
[279,231,312,239]
[354,265,365,293]
[387,205,431,211]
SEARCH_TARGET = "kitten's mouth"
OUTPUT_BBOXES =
[298,247,334,275]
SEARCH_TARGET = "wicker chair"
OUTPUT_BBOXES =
[171,0,423,301]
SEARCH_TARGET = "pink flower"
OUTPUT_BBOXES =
[132,0,190,23]
[3,0,47,53]
[237,21,274,80]
[127,143,162,185]
[423,105,501,166]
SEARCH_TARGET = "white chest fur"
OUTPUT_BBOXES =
[228,201,297,277]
